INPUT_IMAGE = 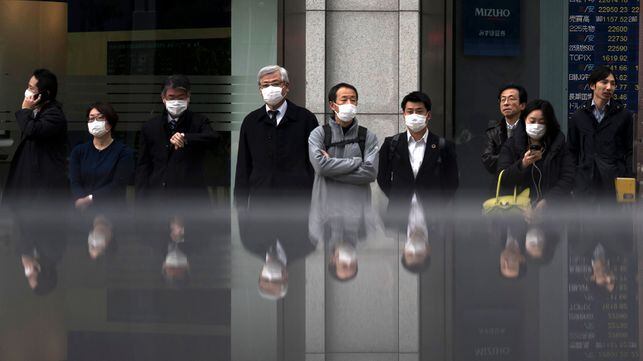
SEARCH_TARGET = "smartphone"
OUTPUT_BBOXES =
[529,144,542,151]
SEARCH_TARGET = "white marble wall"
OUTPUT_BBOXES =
[305,0,421,358]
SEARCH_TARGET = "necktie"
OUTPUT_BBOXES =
[268,110,279,126]
[168,118,178,133]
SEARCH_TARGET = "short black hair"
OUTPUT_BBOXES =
[328,261,358,282]
[521,99,561,141]
[86,102,119,130]
[401,91,432,111]
[32,68,58,103]
[328,82,359,103]
[401,254,431,273]
[162,74,191,95]
[588,65,615,87]
[497,83,528,104]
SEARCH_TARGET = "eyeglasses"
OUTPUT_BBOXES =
[259,82,284,89]
[88,116,106,123]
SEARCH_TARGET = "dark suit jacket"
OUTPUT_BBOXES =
[377,131,459,203]
[4,101,69,205]
[481,118,508,175]
[135,109,218,198]
[234,100,319,208]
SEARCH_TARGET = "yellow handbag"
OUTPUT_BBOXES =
[482,169,531,215]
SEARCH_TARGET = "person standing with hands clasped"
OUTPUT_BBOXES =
[70,102,134,210]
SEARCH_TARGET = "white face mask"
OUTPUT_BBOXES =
[261,258,286,282]
[24,265,37,277]
[165,99,189,117]
[525,123,546,140]
[261,86,285,107]
[405,237,428,256]
[405,114,427,133]
[164,248,189,268]
[334,103,358,123]
[88,230,107,249]
[24,89,36,98]
[336,243,357,264]
[88,120,109,137]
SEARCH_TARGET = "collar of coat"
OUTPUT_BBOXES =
[581,98,623,115]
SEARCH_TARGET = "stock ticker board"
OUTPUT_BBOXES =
[568,0,640,120]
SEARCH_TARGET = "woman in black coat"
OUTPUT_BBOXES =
[497,99,574,218]
[4,69,68,206]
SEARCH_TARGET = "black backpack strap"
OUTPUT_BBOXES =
[388,133,401,163]
[357,126,367,160]
[323,124,332,150]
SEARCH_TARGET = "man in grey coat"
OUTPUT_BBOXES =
[307,82,380,280]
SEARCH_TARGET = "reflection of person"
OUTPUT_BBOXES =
[16,219,66,295]
[481,84,528,176]
[497,99,574,221]
[235,65,319,209]
[401,195,431,273]
[568,65,634,200]
[87,215,113,260]
[499,229,526,279]
[161,217,190,287]
[328,241,358,281]
[590,243,616,292]
[4,69,68,205]
[238,199,315,300]
[135,75,218,198]
[377,91,458,202]
[257,240,289,300]
[70,102,134,210]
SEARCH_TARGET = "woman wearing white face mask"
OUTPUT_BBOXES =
[497,99,575,218]
[69,102,135,210]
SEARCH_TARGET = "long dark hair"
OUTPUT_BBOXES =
[521,99,560,142]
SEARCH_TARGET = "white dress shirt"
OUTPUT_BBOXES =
[407,130,428,178]
[265,100,288,126]
[505,118,519,138]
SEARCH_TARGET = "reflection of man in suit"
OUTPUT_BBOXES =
[15,211,66,295]
[238,199,315,299]
[377,91,459,206]
[135,74,218,199]
[402,195,431,273]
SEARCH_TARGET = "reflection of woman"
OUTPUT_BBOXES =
[4,69,68,205]
[70,102,134,210]
[497,99,574,216]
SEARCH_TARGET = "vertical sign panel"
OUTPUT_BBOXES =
[568,0,640,120]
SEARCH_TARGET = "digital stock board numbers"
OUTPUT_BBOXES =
[568,0,640,119]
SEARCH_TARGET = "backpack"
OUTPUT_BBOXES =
[322,124,368,160]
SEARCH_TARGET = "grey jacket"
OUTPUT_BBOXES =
[307,118,379,244]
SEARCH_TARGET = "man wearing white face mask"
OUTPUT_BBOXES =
[136,75,218,199]
[307,83,381,246]
[308,82,379,186]
[377,91,459,206]
[235,65,319,209]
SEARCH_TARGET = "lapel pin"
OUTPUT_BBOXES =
[431,144,437,149]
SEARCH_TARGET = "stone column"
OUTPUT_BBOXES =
[305,1,421,360]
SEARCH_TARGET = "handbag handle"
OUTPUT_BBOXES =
[495,169,518,204]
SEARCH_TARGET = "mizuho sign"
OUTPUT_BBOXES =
[474,8,511,18]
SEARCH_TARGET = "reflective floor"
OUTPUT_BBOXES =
[0,196,640,361]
